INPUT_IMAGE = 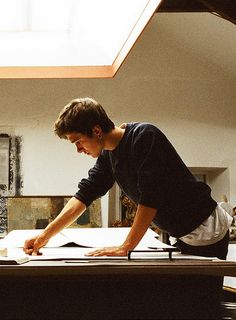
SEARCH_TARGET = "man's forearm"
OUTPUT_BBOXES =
[122,204,157,251]
[41,197,86,240]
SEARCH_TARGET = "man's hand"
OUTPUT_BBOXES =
[23,234,49,256]
[23,197,86,256]
[86,245,129,257]
[86,204,157,258]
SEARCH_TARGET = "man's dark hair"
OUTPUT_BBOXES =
[54,97,115,138]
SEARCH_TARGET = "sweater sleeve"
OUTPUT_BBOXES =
[74,153,115,207]
[132,128,170,209]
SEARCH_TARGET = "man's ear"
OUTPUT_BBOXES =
[92,125,102,137]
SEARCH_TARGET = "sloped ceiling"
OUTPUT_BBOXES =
[157,0,236,79]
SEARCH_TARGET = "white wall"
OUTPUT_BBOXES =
[0,13,236,223]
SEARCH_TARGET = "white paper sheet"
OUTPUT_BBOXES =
[0,227,177,261]
[1,227,173,249]
[1,228,222,262]
[4,247,219,262]
[224,243,236,289]
[1,229,69,248]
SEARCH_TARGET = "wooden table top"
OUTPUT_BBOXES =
[1,258,236,277]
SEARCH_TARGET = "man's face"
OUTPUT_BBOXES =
[66,131,103,158]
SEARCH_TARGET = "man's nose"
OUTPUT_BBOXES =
[76,145,83,153]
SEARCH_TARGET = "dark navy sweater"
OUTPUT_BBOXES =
[74,122,217,238]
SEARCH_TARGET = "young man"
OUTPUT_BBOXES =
[24,97,232,259]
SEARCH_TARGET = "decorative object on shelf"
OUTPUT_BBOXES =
[111,194,160,235]
[111,194,137,227]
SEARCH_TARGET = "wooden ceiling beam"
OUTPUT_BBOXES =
[158,0,209,13]
[158,0,236,26]
[198,0,236,25]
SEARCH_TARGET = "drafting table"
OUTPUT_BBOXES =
[1,227,236,319]
[0,258,236,320]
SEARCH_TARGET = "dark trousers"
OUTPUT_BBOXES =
[176,230,230,260]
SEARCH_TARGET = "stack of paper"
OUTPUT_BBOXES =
[0,227,219,262]
[1,227,167,248]
[0,227,173,261]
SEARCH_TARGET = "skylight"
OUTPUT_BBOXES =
[0,0,162,78]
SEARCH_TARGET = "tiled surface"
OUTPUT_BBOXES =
[0,197,7,235]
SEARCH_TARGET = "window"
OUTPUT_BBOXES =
[0,0,162,78]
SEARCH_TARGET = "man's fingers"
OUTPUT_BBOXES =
[24,248,34,255]
[85,246,127,257]
[32,251,42,256]
[23,248,42,256]
[23,237,42,255]
[85,250,101,256]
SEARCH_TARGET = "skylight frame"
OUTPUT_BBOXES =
[0,0,162,78]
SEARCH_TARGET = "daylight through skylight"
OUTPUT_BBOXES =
[0,0,162,77]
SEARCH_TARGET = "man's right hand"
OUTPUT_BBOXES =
[23,234,49,255]
[23,197,86,255]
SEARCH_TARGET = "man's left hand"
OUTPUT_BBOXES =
[85,246,128,257]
